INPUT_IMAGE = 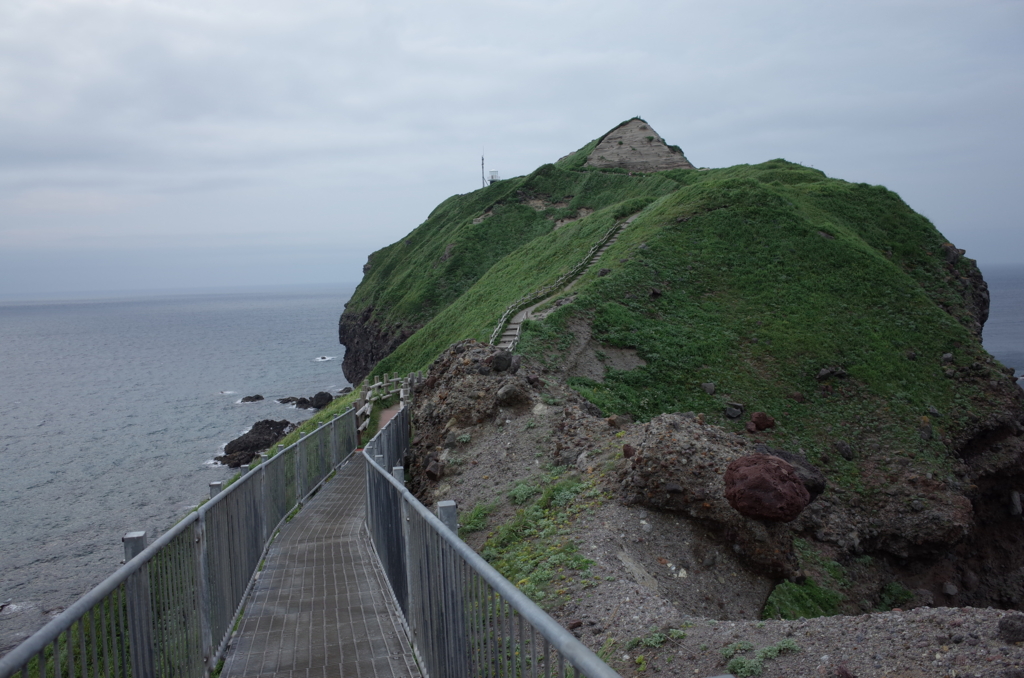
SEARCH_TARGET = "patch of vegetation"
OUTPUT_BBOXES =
[540,477,585,508]
[721,641,755,659]
[270,389,361,453]
[479,470,600,607]
[508,481,541,505]
[458,502,496,536]
[762,578,844,620]
[361,393,398,442]
[794,537,852,589]
[627,631,668,649]
[723,639,801,677]
[597,637,618,662]
[456,433,472,444]
[360,163,684,381]
[877,581,914,610]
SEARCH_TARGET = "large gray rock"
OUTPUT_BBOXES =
[492,350,513,372]
[311,391,334,410]
[615,412,799,577]
[217,419,296,468]
[496,383,528,406]
[997,613,1024,643]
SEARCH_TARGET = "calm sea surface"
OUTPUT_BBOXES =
[0,286,352,652]
[983,265,1024,379]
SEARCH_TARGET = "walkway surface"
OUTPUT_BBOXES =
[221,455,421,678]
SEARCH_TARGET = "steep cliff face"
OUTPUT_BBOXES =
[338,305,416,385]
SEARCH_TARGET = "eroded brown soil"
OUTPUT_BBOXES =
[405,339,1024,677]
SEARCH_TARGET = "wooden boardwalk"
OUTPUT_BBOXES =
[220,455,420,678]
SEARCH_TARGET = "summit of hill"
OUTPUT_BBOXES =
[568,117,696,172]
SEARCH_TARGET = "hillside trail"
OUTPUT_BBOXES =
[495,212,641,350]
[377,403,401,429]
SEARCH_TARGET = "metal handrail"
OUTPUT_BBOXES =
[362,407,622,678]
[0,408,358,678]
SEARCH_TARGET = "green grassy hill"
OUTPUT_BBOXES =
[340,119,1020,488]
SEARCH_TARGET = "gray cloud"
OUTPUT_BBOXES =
[0,0,1021,297]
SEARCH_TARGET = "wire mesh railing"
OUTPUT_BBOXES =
[0,409,358,678]
[363,406,622,678]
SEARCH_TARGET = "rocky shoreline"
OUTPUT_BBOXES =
[216,388,351,467]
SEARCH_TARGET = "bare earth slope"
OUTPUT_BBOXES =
[404,340,1024,678]
[584,118,696,172]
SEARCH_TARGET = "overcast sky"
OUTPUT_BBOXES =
[0,0,1021,299]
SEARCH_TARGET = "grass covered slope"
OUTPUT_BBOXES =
[338,153,686,383]
[365,154,1021,517]
[516,160,1015,468]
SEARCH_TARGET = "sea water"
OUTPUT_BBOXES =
[0,286,352,652]
[983,265,1024,379]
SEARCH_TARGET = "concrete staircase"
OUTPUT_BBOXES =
[495,216,634,351]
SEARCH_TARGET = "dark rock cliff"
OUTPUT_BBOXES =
[961,258,991,336]
[338,305,418,384]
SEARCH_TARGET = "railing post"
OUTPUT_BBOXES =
[436,499,468,678]
[398,466,420,655]
[194,511,214,673]
[437,500,457,534]
[330,414,339,466]
[122,531,155,678]
[392,466,404,486]
[209,481,222,499]
[260,452,269,544]
[297,437,306,500]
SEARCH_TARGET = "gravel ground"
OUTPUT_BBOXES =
[591,606,1024,678]
[409,343,1024,678]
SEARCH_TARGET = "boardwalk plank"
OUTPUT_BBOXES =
[221,457,420,678]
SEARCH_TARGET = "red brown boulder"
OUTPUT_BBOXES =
[724,455,810,522]
[750,412,776,430]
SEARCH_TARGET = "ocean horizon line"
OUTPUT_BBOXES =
[0,281,359,305]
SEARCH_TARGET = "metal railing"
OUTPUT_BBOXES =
[0,409,358,678]
[363,406,622,678]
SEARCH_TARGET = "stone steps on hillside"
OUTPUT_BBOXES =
[492,213,638,351]
[496,322,521,350]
